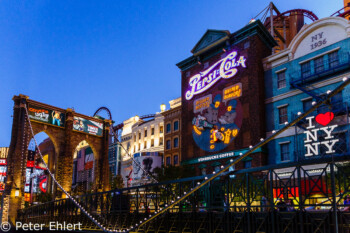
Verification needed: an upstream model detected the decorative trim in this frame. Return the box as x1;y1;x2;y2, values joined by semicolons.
277;104;289;108
278;141;291;145
275;68;287;73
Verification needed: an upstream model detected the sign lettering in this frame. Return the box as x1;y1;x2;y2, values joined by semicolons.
304;114;339;157
185;51;246;100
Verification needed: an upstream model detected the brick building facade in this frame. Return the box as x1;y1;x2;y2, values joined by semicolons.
162;98;181;166
177;21;276;175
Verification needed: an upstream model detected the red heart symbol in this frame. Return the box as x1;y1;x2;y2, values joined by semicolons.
315;112;334;126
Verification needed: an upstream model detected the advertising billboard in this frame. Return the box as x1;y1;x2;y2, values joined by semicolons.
73;117;103;136
28;104;65;127
132;155;162;180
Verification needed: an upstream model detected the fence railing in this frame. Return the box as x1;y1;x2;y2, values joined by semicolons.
17;156;350;233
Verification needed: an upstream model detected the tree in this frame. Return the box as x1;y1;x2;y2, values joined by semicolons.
111;175;124;190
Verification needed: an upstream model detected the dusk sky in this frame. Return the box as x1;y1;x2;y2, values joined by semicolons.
0;0;343;146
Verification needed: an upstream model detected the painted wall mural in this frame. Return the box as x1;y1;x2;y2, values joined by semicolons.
191;83;243;152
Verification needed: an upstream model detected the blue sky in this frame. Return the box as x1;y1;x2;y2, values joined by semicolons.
0;0;343;146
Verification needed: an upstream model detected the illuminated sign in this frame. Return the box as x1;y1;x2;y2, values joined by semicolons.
185;51;246;100
181;147;263;165
0;159;6;165
194;95;212;113
73;117;103;136
223;83;242;102
28;104;65;127
304;112;339;157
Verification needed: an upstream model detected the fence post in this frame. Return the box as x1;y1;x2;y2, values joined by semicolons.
330;162;339;233
246;172;251;233
269;169;275;233
297;165;304;233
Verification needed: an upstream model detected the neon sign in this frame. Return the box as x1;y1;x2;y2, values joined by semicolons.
304;112;339;157
185;51;246;100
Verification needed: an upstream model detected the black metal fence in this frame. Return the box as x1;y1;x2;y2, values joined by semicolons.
17;156;350;233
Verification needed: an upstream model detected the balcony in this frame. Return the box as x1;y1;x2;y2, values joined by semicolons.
290;53;350;87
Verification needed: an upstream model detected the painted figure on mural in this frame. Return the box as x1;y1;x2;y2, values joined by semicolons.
204;94;221;124
192;89;242;152
51;111;62;126
219;99;238;125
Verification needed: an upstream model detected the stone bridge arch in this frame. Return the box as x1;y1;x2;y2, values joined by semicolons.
6;94;111;224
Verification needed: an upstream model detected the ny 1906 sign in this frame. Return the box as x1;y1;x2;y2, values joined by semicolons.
304;112;339;157
185;51;246;100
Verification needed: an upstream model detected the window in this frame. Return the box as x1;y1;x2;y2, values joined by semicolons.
173;120;179;131
173;137;179;148
201;168;206;175
139;132;141;140
277;71;286;89
329;51;339;68
144;141;147;149
134;134;136;141
244;161;252;168
278;106;288;124
160;126;164;133
159;137;163;146
173;155;179;165
151;127;154;135
301;62;311;78
151;139;154;147
280;143;290;161
144;129;147;137
138;143;140;151
166;140;171;150
166;156;171;166
77;150;82;158
314;56;324;74
166;123;171;133
303;99;313;112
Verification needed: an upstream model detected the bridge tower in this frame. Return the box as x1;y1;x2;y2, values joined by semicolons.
6;94;111;224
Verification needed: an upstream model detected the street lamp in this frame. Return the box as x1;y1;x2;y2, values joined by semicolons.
160;104;166;112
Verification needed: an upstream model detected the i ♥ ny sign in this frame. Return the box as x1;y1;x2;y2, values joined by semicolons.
304;112;339;157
